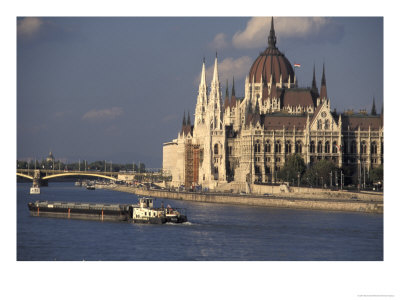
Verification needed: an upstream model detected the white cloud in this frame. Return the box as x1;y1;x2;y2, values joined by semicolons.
210;33;229;50
17;17;43;38
196;56;252;86
232;17;332;49
82;107;124;121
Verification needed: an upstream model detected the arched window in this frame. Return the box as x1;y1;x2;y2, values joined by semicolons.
295;141;302;153
254;140;261;153
310;141;315;153
265;140;271;153
317;119;322;130
325;141;330;153
317;141;323;153
275;141;281;153
285;141;291;153
332;141;338;153
361;141;367;154
371;141;377;154
324;119;330;130
350;141;357;154
214;144;219;155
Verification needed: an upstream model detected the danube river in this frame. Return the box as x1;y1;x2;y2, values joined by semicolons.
17;182;383;261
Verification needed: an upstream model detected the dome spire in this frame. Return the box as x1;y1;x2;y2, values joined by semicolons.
268;17;277;49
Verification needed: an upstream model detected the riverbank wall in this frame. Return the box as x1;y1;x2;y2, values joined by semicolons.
101;185;383;214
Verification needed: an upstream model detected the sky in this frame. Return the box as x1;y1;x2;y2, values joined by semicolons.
17;17;383;167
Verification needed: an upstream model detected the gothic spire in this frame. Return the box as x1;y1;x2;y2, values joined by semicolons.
187;111;191;126
212;54;219;83
200;58;206;88
224;80;230;109
231;77;235;96
181;111;186;135
230;77;237;108
268;17;277;49
321;63;326;86
320;64;327;100
371;97;377;115
312;64;317;90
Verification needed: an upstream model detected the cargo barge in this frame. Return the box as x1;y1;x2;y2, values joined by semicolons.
27;197;187;224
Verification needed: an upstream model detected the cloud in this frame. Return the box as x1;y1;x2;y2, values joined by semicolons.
209;33;229;50
161;114;178;123
196;56;252;86
232;17;343;49
82;107;124;121
17;17;43;38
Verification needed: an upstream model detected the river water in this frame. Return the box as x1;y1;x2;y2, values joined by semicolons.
17;182;383;261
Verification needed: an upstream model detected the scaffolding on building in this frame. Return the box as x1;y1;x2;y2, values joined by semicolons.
184;142;200;188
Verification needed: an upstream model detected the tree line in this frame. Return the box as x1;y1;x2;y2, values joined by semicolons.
276;154;383;189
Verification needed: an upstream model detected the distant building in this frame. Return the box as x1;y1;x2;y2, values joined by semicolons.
117;174;135;184
163;17;383;188
46;151;55;163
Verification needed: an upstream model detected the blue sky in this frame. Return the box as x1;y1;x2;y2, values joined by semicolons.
17;17;383;167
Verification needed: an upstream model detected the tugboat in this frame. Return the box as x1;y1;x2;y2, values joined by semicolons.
132;197;187;224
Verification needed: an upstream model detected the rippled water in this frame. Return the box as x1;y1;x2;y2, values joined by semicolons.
17;182;383;261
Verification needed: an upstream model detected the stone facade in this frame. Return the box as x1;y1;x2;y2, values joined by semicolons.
163;18;383;189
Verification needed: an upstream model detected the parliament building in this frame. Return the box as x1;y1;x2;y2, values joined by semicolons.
163;18;383;189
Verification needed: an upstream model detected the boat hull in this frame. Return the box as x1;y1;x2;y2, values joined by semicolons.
132;217;167;224
166;215;188;223
28;202;130;222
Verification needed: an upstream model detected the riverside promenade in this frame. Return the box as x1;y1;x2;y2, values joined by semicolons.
101;185;383;214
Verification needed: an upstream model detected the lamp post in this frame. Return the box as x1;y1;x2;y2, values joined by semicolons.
341;170;343;190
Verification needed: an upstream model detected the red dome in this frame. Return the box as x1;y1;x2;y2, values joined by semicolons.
249;47;294;84
248;17;294;84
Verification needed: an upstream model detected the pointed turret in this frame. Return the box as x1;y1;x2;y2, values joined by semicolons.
270;72;278;99
185;111;192;135
320;64;327;100
212;53;219;84
194;58;208;128
224;80;230;110
311;65;318;92
311;64;319;104
181;111;186;135
371;97;377;116
253;99;261;126
230;77;237;108
268;17;277;49
200;57;206;88
187;111;191;127
209;53;222;129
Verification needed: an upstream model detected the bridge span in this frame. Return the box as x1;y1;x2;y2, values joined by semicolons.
16;169;118;185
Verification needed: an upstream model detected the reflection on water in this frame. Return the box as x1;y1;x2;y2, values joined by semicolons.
17;182;383;261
